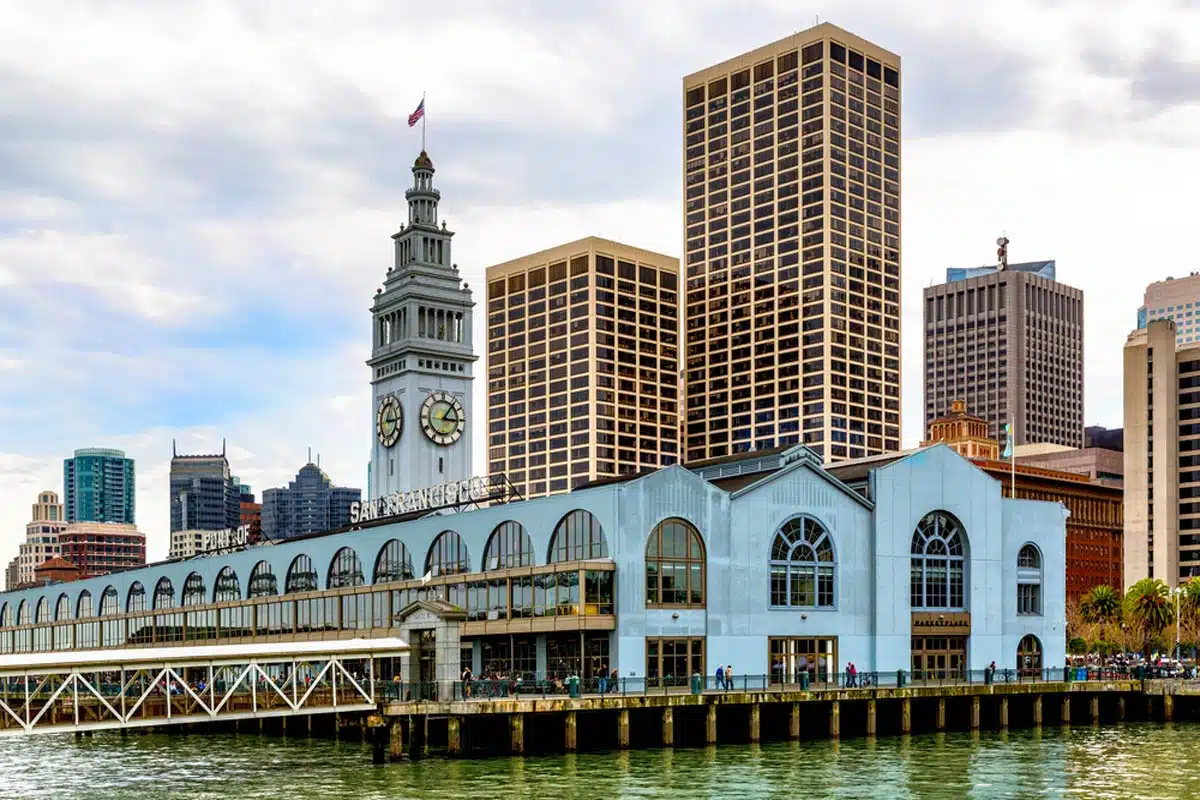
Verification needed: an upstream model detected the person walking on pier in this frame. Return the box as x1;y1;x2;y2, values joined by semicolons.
715;664;724;691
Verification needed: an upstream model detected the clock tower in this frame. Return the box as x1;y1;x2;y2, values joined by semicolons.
368;150;476;501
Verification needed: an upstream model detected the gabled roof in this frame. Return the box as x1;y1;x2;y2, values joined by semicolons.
727;446;874;509
394;598;466;623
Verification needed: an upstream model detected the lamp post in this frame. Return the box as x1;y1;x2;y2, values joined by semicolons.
1173;586;1183;661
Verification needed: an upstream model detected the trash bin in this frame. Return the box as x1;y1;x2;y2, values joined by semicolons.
984;668;993;686
1076;667;1087;682
568;676;580;698
897;669;907;689
691;674;702;695
799;671;810;690
1064;666;1073;683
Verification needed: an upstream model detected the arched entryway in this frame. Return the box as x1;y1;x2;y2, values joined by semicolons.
1018;634;1043;677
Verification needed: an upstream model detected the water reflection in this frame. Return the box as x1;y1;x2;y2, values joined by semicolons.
1;725;1200;799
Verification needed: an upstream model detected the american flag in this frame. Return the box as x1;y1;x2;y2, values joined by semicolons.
408;99;425;127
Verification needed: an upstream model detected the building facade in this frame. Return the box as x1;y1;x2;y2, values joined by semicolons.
63;448;135;525
235;479;262;542
1123;319;1200;586
261;462;361;541
1015;444;1124;488
368;151;476;502
923;259;1084;452
486;238;681;498
1138;272;1200;345
58;522;146;579
16;490;68;588
0;445;1065;686
169;443;240;533
682;22;902;463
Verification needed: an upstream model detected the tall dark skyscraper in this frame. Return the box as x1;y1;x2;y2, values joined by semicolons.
169;441;240;533
261;461;361;541
63;448;136;524
922;255;1084;451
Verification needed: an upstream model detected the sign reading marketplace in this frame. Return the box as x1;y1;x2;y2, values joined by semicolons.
349;475;511;525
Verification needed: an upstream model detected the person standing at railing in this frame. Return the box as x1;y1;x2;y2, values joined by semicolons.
461;666;473;699
597;664;608;694
725;664;734;691
715;664;724;692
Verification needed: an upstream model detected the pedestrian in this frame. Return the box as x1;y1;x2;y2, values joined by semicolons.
715;663;724;691
598;663;608;694
461;665;473;699
725;664;734;691
847;662;858;688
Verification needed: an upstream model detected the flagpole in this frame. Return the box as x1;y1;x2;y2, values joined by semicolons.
421;91;426;152
1010;417;1015;497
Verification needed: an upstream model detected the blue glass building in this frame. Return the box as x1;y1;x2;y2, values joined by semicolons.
261;462;361;541
63;448;136;525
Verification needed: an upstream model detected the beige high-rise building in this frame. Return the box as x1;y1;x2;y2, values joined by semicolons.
1124;318;1200;587
16;490;67;588
486;237;680;499
1139;272;1200;346
682;23;901;463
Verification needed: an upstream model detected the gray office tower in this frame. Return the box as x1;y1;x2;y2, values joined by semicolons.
261;462;361;541
169;441;241;533
922;252;1084;452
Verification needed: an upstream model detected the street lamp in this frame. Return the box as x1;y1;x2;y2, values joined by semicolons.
1172;586;1184;661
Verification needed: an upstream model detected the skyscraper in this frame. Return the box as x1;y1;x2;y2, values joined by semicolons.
922;256;1084;451
16;490;67;587
261;462;361;541
169;441;240;533
1138;272;1200;346
63;448;135;524
682;23;902;463
486;237;681;498
368;151;476;501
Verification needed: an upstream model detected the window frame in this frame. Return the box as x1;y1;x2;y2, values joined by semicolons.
645;518;706;609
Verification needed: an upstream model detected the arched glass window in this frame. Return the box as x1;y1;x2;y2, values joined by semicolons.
286;554;318;593
0;604;8;627
484;521;533;571
1017;543;1043;616
55;593;71;621
214;567;241;602
99;588;118;616
645;518;706;608
769;516;836;608
374;540;415;584
77;590;94;619
248;561;278;597
182;573;206;605
127;582;146;613
911;511;967;610
425;531;470;577
153;578;176;609
1018;634;1043;676
36;597;51;623
328;547;364;589
17;600;30;625
548;510;608;562
99;587;121;649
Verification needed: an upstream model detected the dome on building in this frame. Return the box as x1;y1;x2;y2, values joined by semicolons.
413;150;434;170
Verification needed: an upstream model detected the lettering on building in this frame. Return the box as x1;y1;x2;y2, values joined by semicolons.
349;476;507;525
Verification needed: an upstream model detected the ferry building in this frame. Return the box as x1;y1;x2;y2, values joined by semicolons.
0;152;1066;686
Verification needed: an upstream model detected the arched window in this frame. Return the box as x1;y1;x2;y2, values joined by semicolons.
910;511;967;610
1018;634;1043;676
425;531;470;577
285;554;318;593
1017;543;1043;616
328;547;364;589
36;597;51;623
769;516;836;608
645;518;706;608
55;593;71;621
0;604;8;627
214;567;241;603
127;582;146;613
77;590;94;619
182;573;206;605
248;561;278;597
100;587;118;616
374;540;414;584
99;587;121;649
153;578;176;609
17;600;30;625
484;521;533;571
548;510;608;562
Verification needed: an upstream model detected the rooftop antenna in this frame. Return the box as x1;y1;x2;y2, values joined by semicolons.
996;233;1010;271
308;446;312;464
172;439;177;458
222;438;227;457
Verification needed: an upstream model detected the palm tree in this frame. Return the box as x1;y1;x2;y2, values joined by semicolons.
1125;578;1175;660
1176;579;1200;656
1082;585;1122;625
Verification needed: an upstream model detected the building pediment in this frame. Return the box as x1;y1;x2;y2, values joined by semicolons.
393;598;467;626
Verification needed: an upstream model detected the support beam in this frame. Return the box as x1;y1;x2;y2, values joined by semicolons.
971;696;980;730
1164;694;1174;722
619;709;631;749
706;704;717;745
565;711;577;752
789;702;800;740
866;699;877;736
1118;696;1126;722
902;698;912;734
1033;696;1043;727
510;713;525;755
389;719;404;761
1061;696;1071;725
447;716;462;756
749;704;761;743
1000;697;1009;729
661;708;673;748
935;698;945;731
1090;696;1100;725
830;700;841;738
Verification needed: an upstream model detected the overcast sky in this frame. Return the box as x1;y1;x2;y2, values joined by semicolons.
1;0;1198;563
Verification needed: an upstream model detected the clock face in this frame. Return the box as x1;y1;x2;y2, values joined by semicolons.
420;390;466;446
376;396;402;448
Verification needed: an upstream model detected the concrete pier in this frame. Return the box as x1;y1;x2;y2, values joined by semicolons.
510;713;524;755
662;708;674;747
790;702;800;739
619;709;631;749
1000;697;1009;729
448;716;462;755
936;698;945;731
1061;696;1071;725
705;704;717;744
866;699;877;736
565;711;577;751
830;700;840;738
749;704;761;742
971;696;980;730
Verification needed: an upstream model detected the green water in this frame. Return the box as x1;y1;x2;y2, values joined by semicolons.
0;724;1195;799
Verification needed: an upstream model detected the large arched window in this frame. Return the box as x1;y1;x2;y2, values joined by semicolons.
483;521;533;571
548;510;608;562
54;593;72;621
36;597;51;623
99;587;118;616
645;518;706;608
248;561;278;597
127;582;146;613
76;590;97;649
214;567;241;603
1018;634;1043;676
374;540;414;584
769;516;836;608
182;573;206;605
153;578;176;609
99;587;121;649
911;511;967;610
0;604;9;627
425;531;470;577
1017;543;1043;616
17;600;30;625
285;554;318;593
77;590;94;619
328;547;364;589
